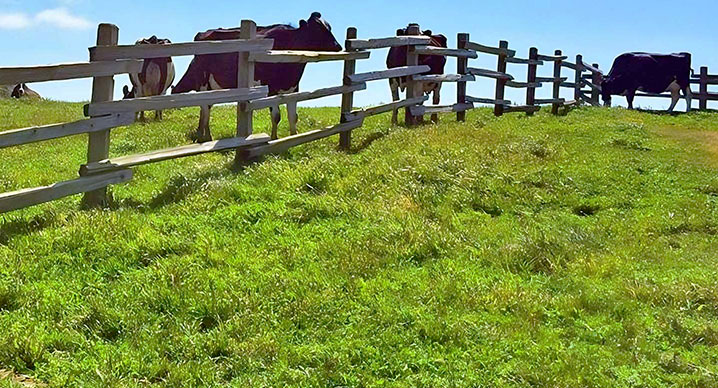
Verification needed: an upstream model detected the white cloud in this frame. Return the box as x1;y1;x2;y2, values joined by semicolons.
0;7;91;30
0;12;31;29
35;8;91;29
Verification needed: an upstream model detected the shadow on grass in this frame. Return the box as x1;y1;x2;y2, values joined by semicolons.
350;130;388;154
0;212;58;245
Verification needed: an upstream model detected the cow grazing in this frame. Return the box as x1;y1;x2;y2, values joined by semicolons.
123;36;175;121
11;83;41;99
602;52;692;112
386;25;447;124
173;12;342;142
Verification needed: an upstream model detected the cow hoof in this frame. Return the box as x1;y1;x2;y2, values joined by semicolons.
188;130;211;143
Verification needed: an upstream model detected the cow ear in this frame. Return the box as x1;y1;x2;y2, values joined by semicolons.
300;19;307;28
396;29;405;36
311;12;321;19
423;30;432;36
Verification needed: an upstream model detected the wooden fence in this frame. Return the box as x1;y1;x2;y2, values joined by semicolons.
0;20;714;214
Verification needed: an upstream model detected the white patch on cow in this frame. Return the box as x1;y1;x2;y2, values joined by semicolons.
208;74;221;91
164;62;176;94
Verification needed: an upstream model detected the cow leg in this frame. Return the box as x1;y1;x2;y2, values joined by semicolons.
287;101;298;136
139;111;146;122
197;105;212;142
390;78;400;126
270;105;281;140
667;81;681;113
626;91;635;110
431;84;441;123
155;110;162;121
683;86;693;113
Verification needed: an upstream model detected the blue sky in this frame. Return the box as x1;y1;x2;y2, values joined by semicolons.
1;0;716;110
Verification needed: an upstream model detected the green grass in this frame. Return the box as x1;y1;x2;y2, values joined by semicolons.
0;98;717;387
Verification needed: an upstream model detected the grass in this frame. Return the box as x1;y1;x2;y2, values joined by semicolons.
0;98;717;387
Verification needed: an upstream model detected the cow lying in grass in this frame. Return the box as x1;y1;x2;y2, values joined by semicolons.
11;83;41;99
173;12;342;142
123;36;175;121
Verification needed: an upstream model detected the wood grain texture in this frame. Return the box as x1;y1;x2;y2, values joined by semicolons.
466;96;511;105
344;96;429;122
249;50;370;63
90;39;273;61
464;42;516;57
346;36;430;50
467;67;514;80
0;114;134;149
0;60;142;84
347;65;430;84
248;84;365;111
413;74;475;83
414;46;478;58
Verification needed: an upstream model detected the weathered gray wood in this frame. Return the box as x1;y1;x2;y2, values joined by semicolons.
90;39;273;61
467;67;514;80
241;120;363;159
80;133;270;176
413;74;475;83
465;96;511;105
536;98;565;104
562;61;578;70
0;60;142;85
411;103;474;116
583;80;601;92
525;47;539;116
504;105;541;114
249;50;370;63
237;20;256;140
537;53;568;61
506;81;542;88
457;33;470;122
506;57;544;66
347;65;430;84
414;46;478;58
464;42;516;57
574;55;584;104
344;96;429;122
551;50;563;115
86;86;268;116
405;24;422;126
494;41;510;117
0;170;133;214
560;82;577;88
0;114;134;149
248;84;366;111
582;62;603;75
340;27;359;151
700;66;708;110
346;36;430;50
590;63;602;106
84;23;119;208
536;76;567;83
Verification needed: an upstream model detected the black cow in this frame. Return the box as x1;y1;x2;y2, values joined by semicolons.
602;52;692;112
11;83;41;99
123;36;175;121
386;24;447;124
173;12;342;142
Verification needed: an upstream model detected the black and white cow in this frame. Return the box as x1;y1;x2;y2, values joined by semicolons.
602;52;692;112
123;36;175;121
386;24;447;124
11;83;41;99
173;12;342;142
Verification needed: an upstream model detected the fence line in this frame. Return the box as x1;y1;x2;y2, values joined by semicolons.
0;20;716;214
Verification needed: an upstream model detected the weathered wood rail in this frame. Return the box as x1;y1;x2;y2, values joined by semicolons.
1;20;715;214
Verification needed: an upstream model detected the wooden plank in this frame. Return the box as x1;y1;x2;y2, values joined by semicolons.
346;65;430;84
0;114;134;149
536;98;565;104
90;39;273;61
414;46;478;59
346;36;430;50
700;66;709;110
86;86;268;116
504;105;541;113
525;47;539;116
344;96;429;121
0;60;142;85
339;27;359;151
249;50;370;63
551;49;564;115
237;20;256;139
0;170;133;214
537;53;568;61
562;61;578;70
413;74;475;83
506;81;542;88
465;96;511;105
457;33;470;122
405;24;422;126
411;103;474;116
84;23;118;208
590;63;602;105
561;82;577;88
574;55;584;103
240;120;363;160
464;42;516;57
536;76;567;83
506;57;544;65
467;67;514;80
583;80;601;92
80;133;270;176
248;84;366;111
582;62;603;75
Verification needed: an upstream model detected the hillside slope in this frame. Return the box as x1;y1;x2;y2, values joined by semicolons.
0;100;717;387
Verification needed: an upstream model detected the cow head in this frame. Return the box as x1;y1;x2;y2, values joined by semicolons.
298;12;342;52
11;83;26;98
600;78;613;106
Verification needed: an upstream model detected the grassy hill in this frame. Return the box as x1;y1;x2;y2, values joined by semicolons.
0;99;717;387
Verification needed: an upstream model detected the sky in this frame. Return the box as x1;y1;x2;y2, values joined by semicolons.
1;0;717;110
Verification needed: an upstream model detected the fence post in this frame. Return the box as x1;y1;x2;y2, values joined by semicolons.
574;54;584;104
591;63;601;106
551;50;563;115
339;27;358;151
234;20;256;165
405;24;422;126
82;23;119;208
494;40;509;117
457;33;470;122
699;66;708;111
526;47;538;116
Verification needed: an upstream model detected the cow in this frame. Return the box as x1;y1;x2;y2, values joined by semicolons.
601;52;692;112
173;12;342;142
386;24;447;124
11;83;41;99
123;36;175;121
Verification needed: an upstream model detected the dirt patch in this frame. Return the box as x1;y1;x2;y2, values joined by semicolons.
654;126;718;167
0;369;46;387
